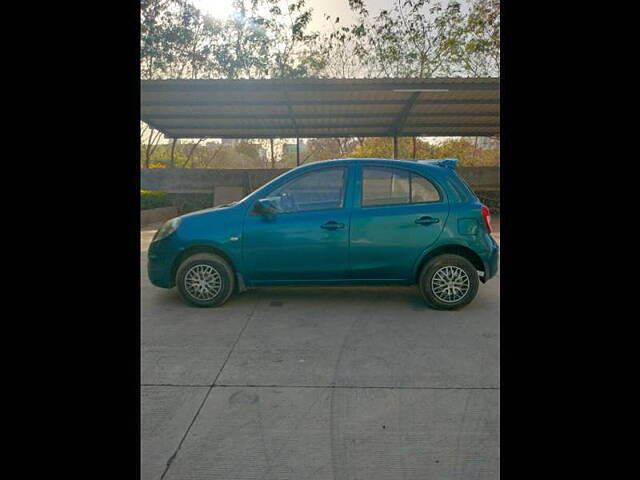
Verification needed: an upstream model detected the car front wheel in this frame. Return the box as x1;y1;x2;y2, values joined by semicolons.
176;253;235;307
419;254;479;310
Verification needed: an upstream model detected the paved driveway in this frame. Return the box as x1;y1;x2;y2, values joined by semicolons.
141;226;500;480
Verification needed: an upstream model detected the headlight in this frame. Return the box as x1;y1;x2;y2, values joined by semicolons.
152;217;181;242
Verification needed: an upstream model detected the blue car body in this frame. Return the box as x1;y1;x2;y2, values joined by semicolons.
148;158;499;291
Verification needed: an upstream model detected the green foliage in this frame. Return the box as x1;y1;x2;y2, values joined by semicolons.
139;134;499;169
460;0;500;76
430;138;500;166
349;137;499;166
349;137;407;159
321;0;499;78
141;190;172;210
141;140;271;169
274;136;499;167
141;0;322;79
141;0;500;80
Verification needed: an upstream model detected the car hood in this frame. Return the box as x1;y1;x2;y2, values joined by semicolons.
179;202;243;220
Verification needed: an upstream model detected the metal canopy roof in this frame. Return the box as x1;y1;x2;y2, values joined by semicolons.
141;78;499;139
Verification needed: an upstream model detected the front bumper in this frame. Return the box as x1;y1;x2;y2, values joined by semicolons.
147;237;179;288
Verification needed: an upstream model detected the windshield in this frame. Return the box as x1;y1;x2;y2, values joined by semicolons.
235;169;299;205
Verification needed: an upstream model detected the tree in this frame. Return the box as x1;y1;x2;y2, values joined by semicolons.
141;0;500;80
458;0;500;76
349;136;499;166
305;137;359;161
314;15;363;78
141;0;188;79
180;138;205;167
334;0;468;78
350;137;434;159
260;0;320;78
141;122;164;167
206;1;271;79
141;0;170;79
319;0;500;78
428;137;499;166
141;0;325;80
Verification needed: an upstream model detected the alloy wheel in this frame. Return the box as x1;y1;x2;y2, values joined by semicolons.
430;265;470;303
183;264;222;301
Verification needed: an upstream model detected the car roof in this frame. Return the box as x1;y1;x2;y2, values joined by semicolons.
296;157;453;175
241;157;459;205
303;157;418;166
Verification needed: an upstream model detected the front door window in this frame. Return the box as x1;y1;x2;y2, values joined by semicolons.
266;167;346;213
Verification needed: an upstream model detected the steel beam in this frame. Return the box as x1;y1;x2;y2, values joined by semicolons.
142;80;499;93
142;99;499;107
390;92;421;135
143;111;499;121
282;89;299;138
160;131;499;139
153;122;499;133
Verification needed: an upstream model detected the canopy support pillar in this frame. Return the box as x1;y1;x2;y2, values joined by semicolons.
270;138;275;168
170;138;177;167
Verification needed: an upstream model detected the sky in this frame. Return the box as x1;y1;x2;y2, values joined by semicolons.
189;1;381;30
190;0;469;33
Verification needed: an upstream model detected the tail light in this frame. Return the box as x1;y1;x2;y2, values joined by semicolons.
481;205;492;233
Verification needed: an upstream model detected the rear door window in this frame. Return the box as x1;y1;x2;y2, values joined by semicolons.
362;167;410;206
362;167;441;207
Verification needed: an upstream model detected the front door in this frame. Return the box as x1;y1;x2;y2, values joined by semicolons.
349;165;449;281
243;166;351;283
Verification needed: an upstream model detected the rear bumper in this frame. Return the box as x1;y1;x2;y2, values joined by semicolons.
482;235;499;282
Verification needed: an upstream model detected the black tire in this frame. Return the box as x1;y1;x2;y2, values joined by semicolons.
419;254;479;310
175;253;235;307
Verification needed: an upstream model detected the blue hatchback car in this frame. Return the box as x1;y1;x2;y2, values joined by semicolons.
148;158;498;310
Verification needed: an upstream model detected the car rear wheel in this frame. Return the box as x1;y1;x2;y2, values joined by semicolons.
176;253;235;307
419;254;479;310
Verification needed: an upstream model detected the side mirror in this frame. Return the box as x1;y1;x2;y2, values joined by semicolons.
253;198;278;215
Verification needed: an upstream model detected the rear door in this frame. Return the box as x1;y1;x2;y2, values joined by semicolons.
349;165;449;281
242;165;352;283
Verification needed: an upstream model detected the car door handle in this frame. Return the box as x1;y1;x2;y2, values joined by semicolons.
415;216;440;225
321;221;345;230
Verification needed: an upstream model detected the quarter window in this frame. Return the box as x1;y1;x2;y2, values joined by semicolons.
266;167;346;213
362;167;440;207
411;173;441;203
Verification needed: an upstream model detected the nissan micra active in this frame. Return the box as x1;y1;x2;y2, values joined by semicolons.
148;158;499;310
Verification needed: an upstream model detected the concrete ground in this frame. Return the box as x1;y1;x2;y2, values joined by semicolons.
141;219;500;480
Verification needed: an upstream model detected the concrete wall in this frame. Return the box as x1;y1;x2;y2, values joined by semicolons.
141;169;289;213
457;167;500;191
141;206;178;227
141;168;289;195
141;166;499;213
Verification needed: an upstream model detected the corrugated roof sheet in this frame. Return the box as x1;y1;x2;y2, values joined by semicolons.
141;78;499;139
